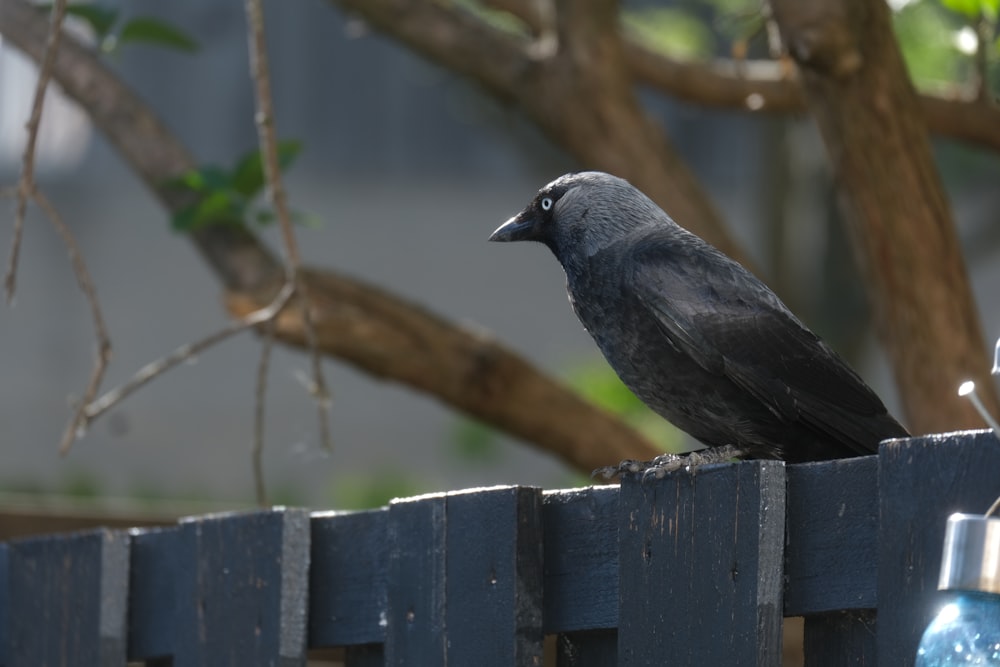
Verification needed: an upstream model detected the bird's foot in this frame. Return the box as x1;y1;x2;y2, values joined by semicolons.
592;445;747;482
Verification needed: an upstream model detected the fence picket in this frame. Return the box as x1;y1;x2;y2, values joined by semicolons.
618;460;786;666
2;433;999;665
4;528;128;666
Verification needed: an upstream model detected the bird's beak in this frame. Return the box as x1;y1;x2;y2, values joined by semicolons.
489;208;540;243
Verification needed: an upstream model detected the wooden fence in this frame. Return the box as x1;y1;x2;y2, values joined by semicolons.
0;431;998;666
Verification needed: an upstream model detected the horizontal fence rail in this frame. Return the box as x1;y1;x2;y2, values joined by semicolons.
1;431;998;665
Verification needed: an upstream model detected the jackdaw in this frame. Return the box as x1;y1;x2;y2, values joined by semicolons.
489;172;907;474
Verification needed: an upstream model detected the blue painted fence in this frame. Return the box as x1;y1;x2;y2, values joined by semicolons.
1;431;997;666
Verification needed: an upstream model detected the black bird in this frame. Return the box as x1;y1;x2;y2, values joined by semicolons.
489;172;907;473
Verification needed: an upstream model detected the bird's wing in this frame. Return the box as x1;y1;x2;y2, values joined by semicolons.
626;238;898;452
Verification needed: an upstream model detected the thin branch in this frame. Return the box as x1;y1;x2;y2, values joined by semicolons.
80;282;295;429
253;320;275;508
245;0;332;450
6;0;67;303
28;190;114;456
0;0;672;472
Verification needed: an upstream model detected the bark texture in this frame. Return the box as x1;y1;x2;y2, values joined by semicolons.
770;0;999;431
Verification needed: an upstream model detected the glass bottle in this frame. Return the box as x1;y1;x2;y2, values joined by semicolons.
916;513;1000;666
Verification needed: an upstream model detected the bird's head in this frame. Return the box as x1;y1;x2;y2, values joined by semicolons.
489;172;669;262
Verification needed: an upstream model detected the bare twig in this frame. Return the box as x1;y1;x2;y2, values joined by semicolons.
253;320;275;507
28;190;114;456
6;0;68;303
245;0;332;450
1;0;112;456
80;282;295;429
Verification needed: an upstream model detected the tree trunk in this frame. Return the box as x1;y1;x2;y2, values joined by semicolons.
770;0;1000;432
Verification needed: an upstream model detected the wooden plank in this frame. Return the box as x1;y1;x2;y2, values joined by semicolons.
5;528;129;666
444;486;544;665
127;527;180;662
878;430;1000;666
172;508;311;666
617;460;786;666
784;456;878;615
543;486;619;633
556;630;618;667
385;491;447;665
384;486;545;666
309;508;388;648
803;610;875;666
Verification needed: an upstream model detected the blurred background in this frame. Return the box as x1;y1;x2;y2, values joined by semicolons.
0;0;997;517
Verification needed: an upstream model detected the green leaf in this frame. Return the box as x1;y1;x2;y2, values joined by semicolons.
168;166;232;194
171;191;245;230
38;3;119;40
231;140;303;198
939;0;987;19
117;17;198;53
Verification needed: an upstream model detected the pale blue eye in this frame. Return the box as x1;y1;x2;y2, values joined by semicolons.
540;197;553;211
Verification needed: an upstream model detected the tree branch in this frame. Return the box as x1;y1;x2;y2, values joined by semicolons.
770;0;1000;432
244;0;332;451
0;0;661;472
491;0;1000;152
333;0;749;268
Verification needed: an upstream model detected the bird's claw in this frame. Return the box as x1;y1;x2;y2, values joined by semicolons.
591;446;748;482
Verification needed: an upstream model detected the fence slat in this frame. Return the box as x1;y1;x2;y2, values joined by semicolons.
310;508;388;648
446;486;544;664
543;486;619;633
385;492;447;665
617;460;786;666
4;528;129;667
171;508;311;666
128;527;179;661
877;430;1000;666
385;486;545;666
785;456;878;615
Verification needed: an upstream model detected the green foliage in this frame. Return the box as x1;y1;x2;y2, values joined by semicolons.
59;469;103;499
891;0;1000;95
894;1;976;87
169;141;307;231
622;7;714;59
450;418;503;462
39;3;198;55
566;359;682;453
116;16;198;53
939;0;999;21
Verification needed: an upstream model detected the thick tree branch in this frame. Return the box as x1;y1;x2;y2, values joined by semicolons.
770;0;1000;432
333;0;749;267
0;0;661;472
490;0;1000;151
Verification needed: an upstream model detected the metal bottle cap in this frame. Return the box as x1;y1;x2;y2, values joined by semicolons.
938;513;1000;594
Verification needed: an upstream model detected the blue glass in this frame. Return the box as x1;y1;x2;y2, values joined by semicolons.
916;592;1000;666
